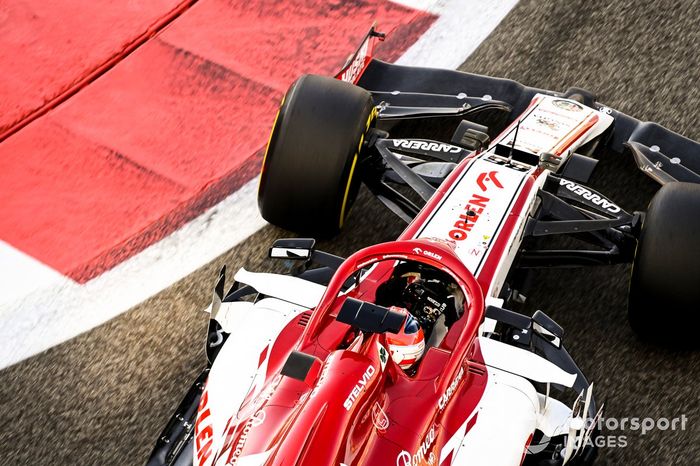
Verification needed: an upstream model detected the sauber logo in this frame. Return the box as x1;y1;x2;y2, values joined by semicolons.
476;170;503;191
343;365;376;411
371;401;390;432
393;139;461;154
449;171;503;241
396;425;438;466
559;178;621;214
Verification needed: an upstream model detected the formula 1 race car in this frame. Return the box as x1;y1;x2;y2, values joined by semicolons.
147;27;700;466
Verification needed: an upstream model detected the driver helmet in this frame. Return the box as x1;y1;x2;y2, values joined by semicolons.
385;306;425;370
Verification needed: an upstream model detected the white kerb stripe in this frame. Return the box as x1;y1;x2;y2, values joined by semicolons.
0;240;65;303
0;179;265;369
393;0;519;70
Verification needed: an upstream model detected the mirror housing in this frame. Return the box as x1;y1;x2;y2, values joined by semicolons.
538;152;562;171
269;238;316;260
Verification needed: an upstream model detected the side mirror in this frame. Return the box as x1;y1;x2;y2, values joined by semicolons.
269;238;316;260
538;152;562;172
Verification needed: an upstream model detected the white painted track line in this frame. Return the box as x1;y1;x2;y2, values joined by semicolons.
0;179;265;368
0;1;519;369
394;0;519;69
0;240;66;303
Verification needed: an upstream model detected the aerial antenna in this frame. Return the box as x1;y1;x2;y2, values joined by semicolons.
508;118;522;163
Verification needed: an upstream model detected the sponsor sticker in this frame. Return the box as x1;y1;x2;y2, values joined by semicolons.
448;193;490;242
340;37;370;83
501;95;595;155
194;388;214;466
438;366;465;411
559;178;621;214
412;247;443;261
396;425;438;466
377;342;389;371
552;99;584;112
476;171;503;192
343;365;376;411
372;401;390;432
417;158;528;274
226;416;255;465
393;139;461;154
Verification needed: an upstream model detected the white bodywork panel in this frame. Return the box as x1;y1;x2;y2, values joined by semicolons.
494;94;614;162
415;157;533;275
446;367;539;465
483;165;547;299
234;268;326;308
445;366;576;465
202;296;308;466
479;337;576;387
408;96;613;301
537;394;575;438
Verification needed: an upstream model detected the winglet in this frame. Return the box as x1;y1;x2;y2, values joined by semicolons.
211;265;226;318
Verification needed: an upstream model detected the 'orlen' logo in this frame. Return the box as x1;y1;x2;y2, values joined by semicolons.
343;365;376;411
476;170;503;191
448;193;489;241
412;247;443;261
449;171;504;241
194;388;214;466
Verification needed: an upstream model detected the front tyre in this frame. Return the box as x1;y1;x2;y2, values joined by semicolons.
628;182;700;345
258;74;375;237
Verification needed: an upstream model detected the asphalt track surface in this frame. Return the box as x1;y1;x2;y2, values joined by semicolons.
1;0;699;464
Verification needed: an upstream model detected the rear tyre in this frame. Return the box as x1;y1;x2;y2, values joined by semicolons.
628;182;700;345
258;74;375;237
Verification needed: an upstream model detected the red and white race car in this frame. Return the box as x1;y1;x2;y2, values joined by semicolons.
147;28;700;466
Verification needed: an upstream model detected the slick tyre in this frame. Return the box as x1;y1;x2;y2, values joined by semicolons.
258;74;375;237
628;182;700;345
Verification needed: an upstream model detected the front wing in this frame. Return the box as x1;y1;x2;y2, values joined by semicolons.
358;59;700;185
